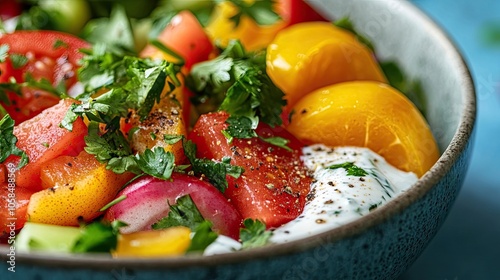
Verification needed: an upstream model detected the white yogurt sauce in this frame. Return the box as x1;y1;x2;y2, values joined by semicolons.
203;144;418;254
269;144;418;243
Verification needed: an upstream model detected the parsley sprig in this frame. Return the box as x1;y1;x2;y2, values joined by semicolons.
71;220;127;253
187;39;286;141
184;140;244;193
240;219;272;249
60;44;183;179
152;195;218;252
0;114;28;168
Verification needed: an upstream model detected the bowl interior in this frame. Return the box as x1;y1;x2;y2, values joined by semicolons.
1;0;476;276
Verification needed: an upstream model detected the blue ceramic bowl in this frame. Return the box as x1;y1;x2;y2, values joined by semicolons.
0;0;475;279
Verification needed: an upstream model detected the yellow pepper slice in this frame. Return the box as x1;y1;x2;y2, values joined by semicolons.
113;227;192;257
266;22;387;111
287;81;439;177
205;1;287;52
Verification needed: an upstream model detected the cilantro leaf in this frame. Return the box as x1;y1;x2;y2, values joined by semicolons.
223;115;258;142
225;0;281;27
163;134;184;145
69;46;181;127
187;220;218;253
187;39;286;140
183;140;244;192
240;219;272;249
84;121;132;163
71;220;127;253
259;136;292;152
135;147;175;180
10;54;28;69
0;114;28;168
152;195;205;231
327;162;368;177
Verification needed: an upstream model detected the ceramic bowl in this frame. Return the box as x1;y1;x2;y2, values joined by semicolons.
0;0;476;279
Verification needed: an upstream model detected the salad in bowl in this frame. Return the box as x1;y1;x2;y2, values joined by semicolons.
0;0;449;269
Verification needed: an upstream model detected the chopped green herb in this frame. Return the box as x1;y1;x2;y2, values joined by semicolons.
71;220;127;253
369;204;379;211
99;195;127;212
0;114;29;168
259;136;292;152
163;134;184;145
240;219;272;249
187;39;286;140
223;115;258;142
53;39;69;49
184;140;244;192
152;195;205;231
135;146;175;180
10;54;29;69
187;220;218;253
150;132;157;140
327;162;368;177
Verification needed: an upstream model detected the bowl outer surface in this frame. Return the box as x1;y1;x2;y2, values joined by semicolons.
0;0;476;279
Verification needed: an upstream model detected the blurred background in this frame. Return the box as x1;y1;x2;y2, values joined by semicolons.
401;0;500;279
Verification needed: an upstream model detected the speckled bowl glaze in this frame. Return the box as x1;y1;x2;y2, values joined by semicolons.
0;0;475;279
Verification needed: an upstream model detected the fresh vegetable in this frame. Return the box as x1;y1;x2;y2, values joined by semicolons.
187;39;285;137
27;150;134;226
103;173;243;240
0;31;90;123
0;184;33;235
140;10;214;71
113;226;192;257
139;10;213;126
204;0;328;52
188;111;312;228
15;222;83;253
3;99;87;192
0;0;439;256
16;220;125;253
266;22;387;113
286;81;439;177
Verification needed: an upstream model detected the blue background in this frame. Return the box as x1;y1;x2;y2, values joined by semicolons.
401;0;500;279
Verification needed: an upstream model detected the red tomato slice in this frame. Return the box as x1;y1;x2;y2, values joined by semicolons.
140;10;213;71
104;173;243;240
277;0;329;25
4;99;87;192
0;31;90;123
188;112;312;228
0;183;33;238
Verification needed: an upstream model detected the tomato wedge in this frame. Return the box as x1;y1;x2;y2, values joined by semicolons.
0;31;90;123
188;112;312;228
0;183;33;237
3;99;87;192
